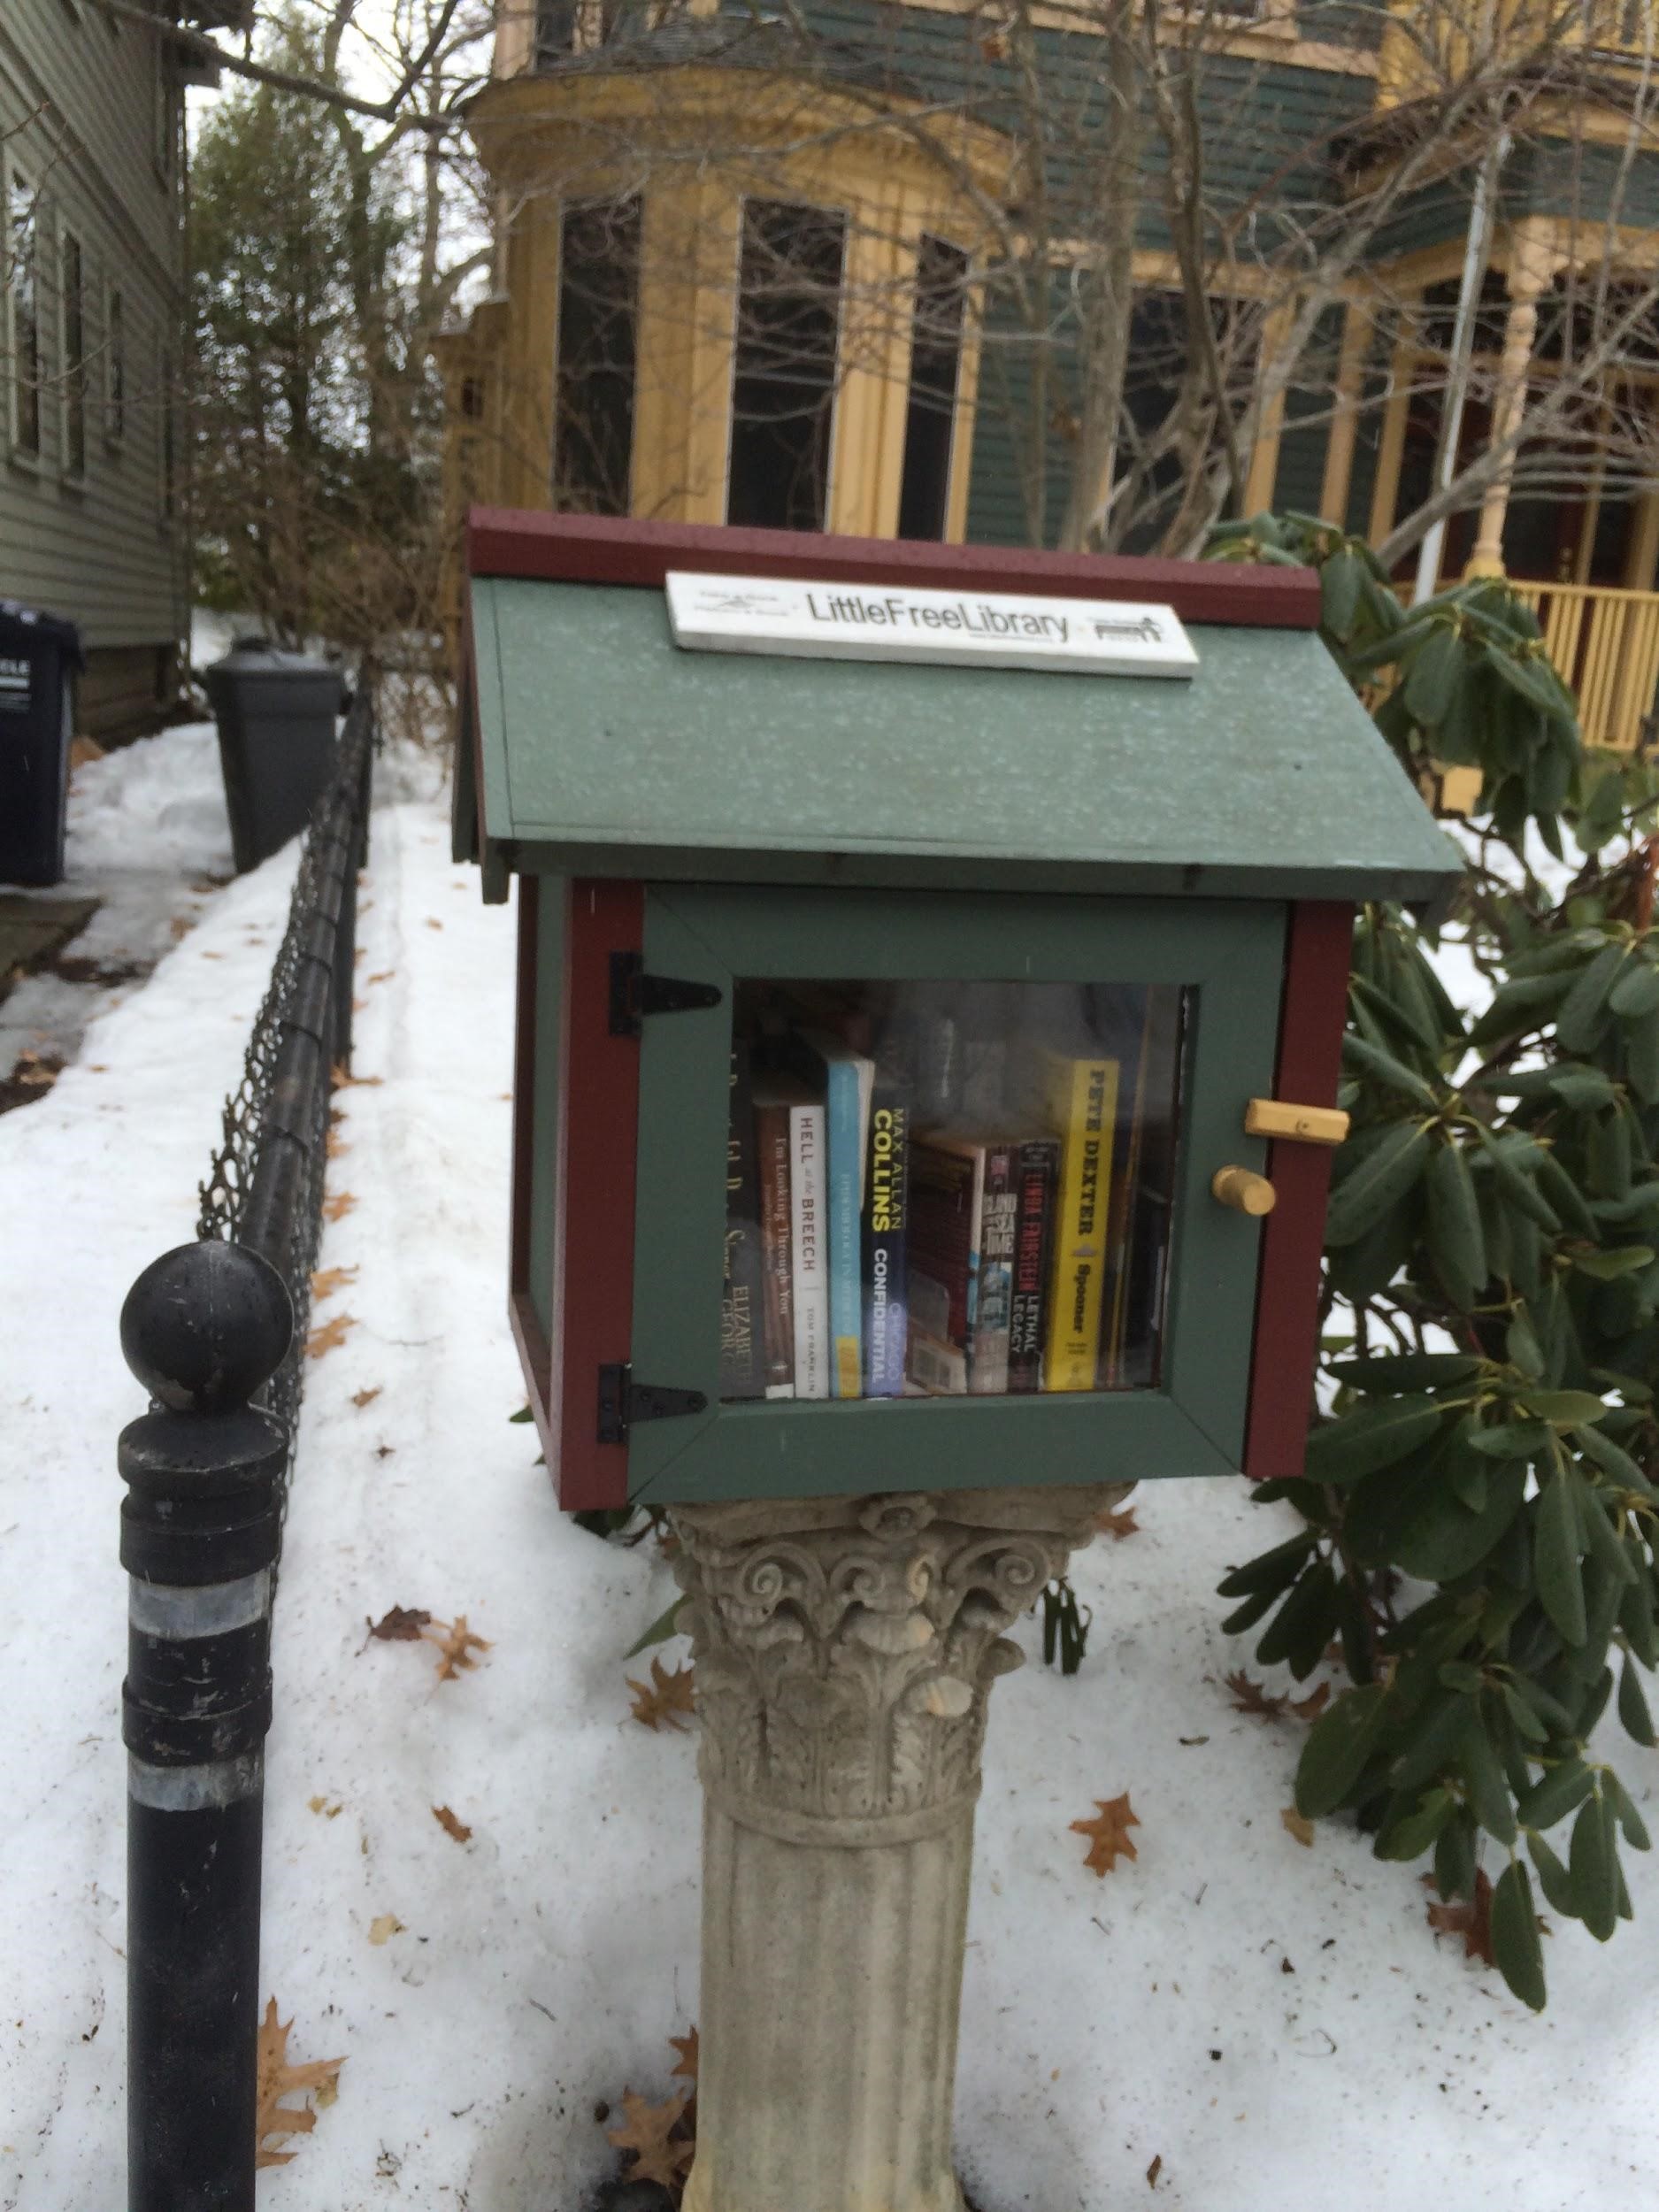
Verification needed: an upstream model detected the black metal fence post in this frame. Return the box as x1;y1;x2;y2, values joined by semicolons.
119;1240;293;2212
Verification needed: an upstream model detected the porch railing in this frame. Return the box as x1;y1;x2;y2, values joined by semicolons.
1511;580;1659;757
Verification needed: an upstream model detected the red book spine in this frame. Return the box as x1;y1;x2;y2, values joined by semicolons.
1007;1138;1058;1394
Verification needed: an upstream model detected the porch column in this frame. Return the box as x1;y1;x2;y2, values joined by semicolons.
1464;225;1563;580
671;1484;1118;2212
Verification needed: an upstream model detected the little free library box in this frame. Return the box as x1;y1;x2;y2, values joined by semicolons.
455;510;1462;1512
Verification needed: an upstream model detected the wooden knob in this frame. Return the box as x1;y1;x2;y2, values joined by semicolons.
1211;1165;1276;1216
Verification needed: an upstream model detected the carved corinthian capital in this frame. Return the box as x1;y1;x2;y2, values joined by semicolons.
671;1486;1120;1847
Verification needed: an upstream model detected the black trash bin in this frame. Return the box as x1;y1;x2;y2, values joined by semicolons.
0;600;82;888
204;637;347;874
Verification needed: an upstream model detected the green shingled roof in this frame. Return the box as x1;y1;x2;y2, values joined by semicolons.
458;573;1463;908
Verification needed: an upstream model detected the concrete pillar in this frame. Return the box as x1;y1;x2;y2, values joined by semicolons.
670;1485;1118;2212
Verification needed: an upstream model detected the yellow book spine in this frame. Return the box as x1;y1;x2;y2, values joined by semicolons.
1041;1056;1119;1392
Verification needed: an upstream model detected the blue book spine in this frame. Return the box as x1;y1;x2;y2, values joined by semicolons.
862;1093;910;1398
826;1061;864;1399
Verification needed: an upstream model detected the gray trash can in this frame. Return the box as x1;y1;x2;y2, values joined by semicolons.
204;637;347;874
0;598;82;887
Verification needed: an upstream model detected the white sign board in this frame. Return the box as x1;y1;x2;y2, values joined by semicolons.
664;571;1199;679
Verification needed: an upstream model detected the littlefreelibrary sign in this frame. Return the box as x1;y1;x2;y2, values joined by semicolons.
665;571;1200;680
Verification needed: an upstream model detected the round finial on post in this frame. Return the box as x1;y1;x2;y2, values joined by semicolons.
120;1240;293;1413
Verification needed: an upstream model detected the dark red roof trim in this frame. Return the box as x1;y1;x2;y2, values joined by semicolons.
465;506;1320;630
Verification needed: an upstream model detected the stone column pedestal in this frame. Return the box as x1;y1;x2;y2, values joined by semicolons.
671;1486;1118;2212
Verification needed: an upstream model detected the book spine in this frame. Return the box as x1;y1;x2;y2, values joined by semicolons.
970;1143;1018;1395
825;1061;864;1398
1007;1139;1057;1394
719;1045;766;1400
861;1091;910;1397
1041;1059;1119;1393
790;1102;830;1401
756;1103;795;1397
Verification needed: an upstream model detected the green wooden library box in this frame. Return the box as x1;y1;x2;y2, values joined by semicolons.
455;509;1462;1510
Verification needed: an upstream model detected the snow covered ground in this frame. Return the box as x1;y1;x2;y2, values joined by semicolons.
4;727;1657;2212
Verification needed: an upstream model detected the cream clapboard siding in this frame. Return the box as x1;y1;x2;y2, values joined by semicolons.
0;0;188;695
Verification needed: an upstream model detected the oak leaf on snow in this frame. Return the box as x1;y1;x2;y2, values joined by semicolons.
607;2087;694;2194
627;1656;697;1732
255;1999;343;2169
1071;1792;1140;1875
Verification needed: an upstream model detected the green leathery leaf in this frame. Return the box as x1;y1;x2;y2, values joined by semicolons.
1528;1830;1578;1918
1550;1064;1620;1112
1403;619;1463;727
623;1594;688;1659
1588;1104;1633;1201
1570;1791;1620;1940
1220;1585;1280;1637
1321;546;1364;638
1434;1809;1480;1902
1517;1757;1594;1832
1571;1246;1655;1281
1485;1147;1562;1233
1389;1690;1476;1793
1609;959;1659;1018
1351;970;1441;1056
1617;1654;1656;1747
1458;1720;1518;1843
1215;1530;1319;1600
1502;1683;1548;1743
1535;1471;1588;1646
1578;1421;1650;1489
1326;1196;1417;1302
1490;1861;1547;2012
1255;1560;1338;1679
1577;1485;1639;1586
1508;930;1609;978
1534;1149;1599;1239
1604;1763;1651;1848
1327;1352;1481;1392
1450;1455;1488;1510
1304;1395;1445;1485
1323;1121;1432;1248
1618;1570;1659;1669
1506;1310;1546;1376
1525;1389;1608;1428
1374;1786;1455;1861
1341;1029;1440;1109
1625;1009;1659;1104
1468;1418;1554;1462
1426;1137;1487;1306
1294;1684;1388;1817
1351;1455;1528;1581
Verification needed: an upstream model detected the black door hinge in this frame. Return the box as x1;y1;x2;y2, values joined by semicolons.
609;950;723;1038
597;1362;710;1446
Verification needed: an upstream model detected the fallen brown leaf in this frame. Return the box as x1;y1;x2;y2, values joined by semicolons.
366;1604;433;1642
1147;2154;1164;2189
330;1065;382;1088
351;1385;382;1409
425;918;443;931
306;1795;342;1818
425;1614;492;1682
607;2087;693;2193
1071;1792;1140;1876
669;2027;699;2084
1097;1505;1141;1542
1224;1670;1286;1717
306;1312;357;1359
1290;1683;1332;1722
326;1126;349;1159
626;1656;697;1732
367;1914;403;1946
311;1264;358;1302
432;1805;472;1844
1424;1868;1496;1966
1280;1806;1315;1848
255;1999;343;2169
321;1190;357;1221
367;970;394;984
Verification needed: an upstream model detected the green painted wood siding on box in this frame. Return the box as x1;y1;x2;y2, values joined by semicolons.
470;576;1463;904
625;884;1286;1502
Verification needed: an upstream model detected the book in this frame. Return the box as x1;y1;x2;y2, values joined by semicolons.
719;1042;766;1400
861;1080;910;1397
753;1093;796;1398
1037;1052;1120;1393
972;1141;1018;1395
1099;985;1183;1390
789;1096;831;1400
907;1136;980;1396
782;1030;875;1399
1007;1137;1059;1394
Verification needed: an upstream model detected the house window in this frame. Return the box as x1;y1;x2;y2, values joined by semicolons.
897;236;969;541
6;171;42;458
727;199;846;534
60;228;87;479
553;196;640;517
106;283;126;442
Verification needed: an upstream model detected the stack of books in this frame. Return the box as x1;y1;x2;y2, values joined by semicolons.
719;990;1179;1402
